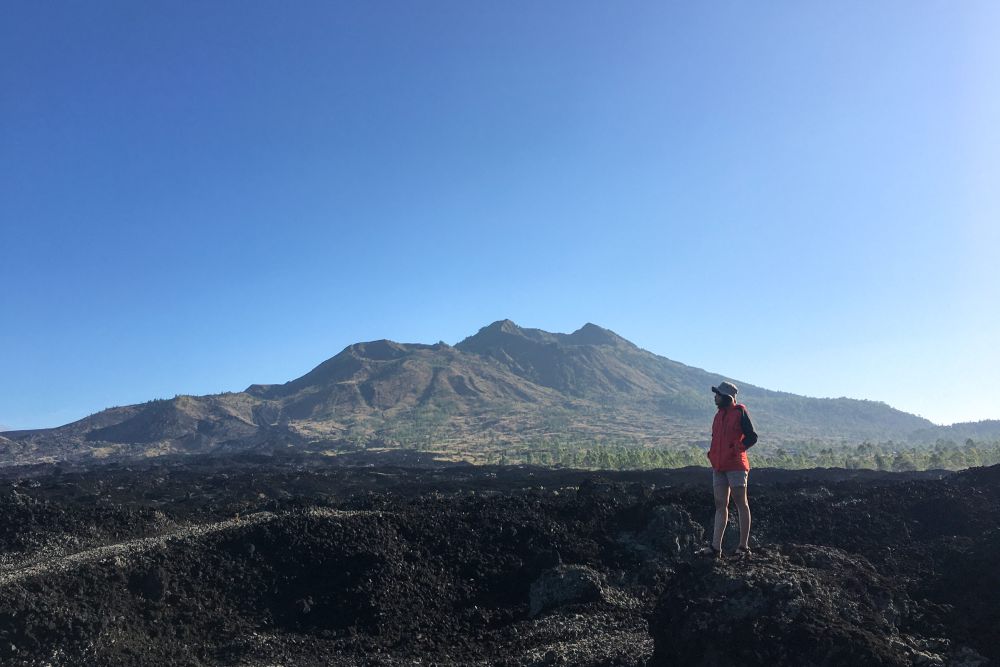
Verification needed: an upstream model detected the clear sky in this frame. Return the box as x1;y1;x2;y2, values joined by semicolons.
2;1;999;430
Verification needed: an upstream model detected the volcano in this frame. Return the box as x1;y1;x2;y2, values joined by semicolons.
4;320;994;466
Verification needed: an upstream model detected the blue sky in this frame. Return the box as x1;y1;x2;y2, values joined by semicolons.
2;1;998;430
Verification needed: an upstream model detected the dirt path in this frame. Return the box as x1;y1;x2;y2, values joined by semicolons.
0;507;382;587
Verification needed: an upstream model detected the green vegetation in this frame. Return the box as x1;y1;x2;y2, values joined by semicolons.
482;443;709;468
749;438;1000;471
476;438;1000;471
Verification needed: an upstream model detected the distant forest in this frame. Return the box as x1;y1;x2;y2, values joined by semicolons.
479;438;1000;472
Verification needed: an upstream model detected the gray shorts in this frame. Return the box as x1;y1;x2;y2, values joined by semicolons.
713;470;748;488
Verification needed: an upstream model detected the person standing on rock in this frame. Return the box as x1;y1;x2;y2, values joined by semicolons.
702;381;758;558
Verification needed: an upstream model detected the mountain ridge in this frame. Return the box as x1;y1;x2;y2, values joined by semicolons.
2;320;996;466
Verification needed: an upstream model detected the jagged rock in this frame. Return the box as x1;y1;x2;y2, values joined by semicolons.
1;461;998;666
529;565;605;617
127;566;169;602
641;504;704;555
577;478;628;504
931;527;1000;661
650;543;942;666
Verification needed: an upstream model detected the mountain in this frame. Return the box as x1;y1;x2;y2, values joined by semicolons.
3;320;995;465
0;435;18;458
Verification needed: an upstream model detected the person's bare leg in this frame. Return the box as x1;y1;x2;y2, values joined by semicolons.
731;484;751;549
712;483;730;551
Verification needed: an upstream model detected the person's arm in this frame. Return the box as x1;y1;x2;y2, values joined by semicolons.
740;407;758;449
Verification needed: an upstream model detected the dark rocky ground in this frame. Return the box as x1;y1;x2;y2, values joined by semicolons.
0;453;997;666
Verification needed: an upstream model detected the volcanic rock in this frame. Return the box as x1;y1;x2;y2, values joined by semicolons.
529;564;605;617
650;543;958;666
0;460;998;665
640;504;705;556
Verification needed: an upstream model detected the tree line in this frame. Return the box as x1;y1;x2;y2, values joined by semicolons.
480;438;1000;471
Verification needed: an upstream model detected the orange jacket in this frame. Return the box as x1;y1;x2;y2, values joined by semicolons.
708;403;756;472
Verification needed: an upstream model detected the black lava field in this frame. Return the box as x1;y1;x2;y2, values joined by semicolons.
1;454;998;666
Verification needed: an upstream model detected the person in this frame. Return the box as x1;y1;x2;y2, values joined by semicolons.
702;381;757;559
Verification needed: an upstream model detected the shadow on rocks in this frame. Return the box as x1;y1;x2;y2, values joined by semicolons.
649;543;989;667
529;564;606;617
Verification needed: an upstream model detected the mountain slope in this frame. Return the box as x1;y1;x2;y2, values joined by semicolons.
4;320;990;465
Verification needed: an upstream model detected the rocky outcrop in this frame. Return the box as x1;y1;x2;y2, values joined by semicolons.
650;543;987;666
530;564;605;617
1;462;999;666
640;504;705;556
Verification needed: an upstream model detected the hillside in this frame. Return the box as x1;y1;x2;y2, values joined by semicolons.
2;320;996;466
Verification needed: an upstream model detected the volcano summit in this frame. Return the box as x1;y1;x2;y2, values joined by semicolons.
5;320;995;467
